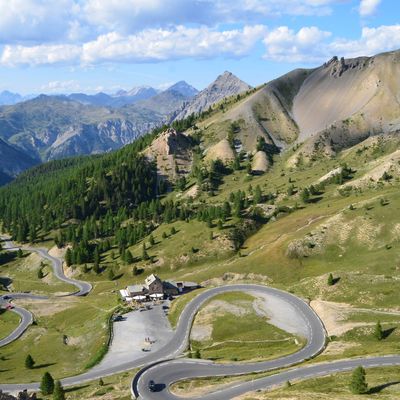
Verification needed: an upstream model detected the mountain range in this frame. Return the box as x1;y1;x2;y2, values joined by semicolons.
2;49;400;185
0;75;246;183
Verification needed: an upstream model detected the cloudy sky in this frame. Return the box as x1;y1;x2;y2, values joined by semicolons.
0;0;398;94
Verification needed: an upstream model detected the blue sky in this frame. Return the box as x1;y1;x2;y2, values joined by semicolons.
0;0;398;94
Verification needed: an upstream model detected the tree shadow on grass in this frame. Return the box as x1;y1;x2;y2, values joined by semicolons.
332;277;341;285
368;381;400;394
65;384;90;393
33;362;56;369
383;327;396;339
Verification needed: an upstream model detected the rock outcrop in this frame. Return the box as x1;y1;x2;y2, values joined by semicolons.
143;128;193;181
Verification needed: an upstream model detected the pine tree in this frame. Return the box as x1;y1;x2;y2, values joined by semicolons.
37;267;44;279
108;268;115;281
149;234;155;246
374;321;384;341
349;366;368;394
53;380;65;400
253;185;262;204
17;249;23;258
301;188;310;203
25;354;35;369
40;372;55;395
142;243;149;261
65;248;73;267
170;226;176;235
99;378;104;386
125;250;133;264
327;273;334;286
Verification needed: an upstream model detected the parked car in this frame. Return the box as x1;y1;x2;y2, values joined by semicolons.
2;295;11;300
148;380;156;392
112;315;124;322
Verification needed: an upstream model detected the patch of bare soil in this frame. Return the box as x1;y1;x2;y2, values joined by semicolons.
310;300;371;336
202;272;272;287
204;138;235;164
15;297;78;317
48;245;67;259
323;340;360;355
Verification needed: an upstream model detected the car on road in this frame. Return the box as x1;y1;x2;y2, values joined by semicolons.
148;380;156;392
2;295;11;300
112;315;124;322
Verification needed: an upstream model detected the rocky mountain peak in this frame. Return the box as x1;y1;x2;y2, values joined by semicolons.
173;71;251;121
166;81;198;98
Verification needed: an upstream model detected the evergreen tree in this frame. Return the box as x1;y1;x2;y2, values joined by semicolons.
125;249;133;264
17;249;23;258
301;188;310;203
170;226;176;235
374;321;384;341
99;378;104;386
65;248;73;267
53;380;65;400
142;243;149;261
37;267;44;279
92;261;101;274
253;185;262;204
40;372;55;395
246;162;252;175
25;354;35;369
108;268;115;281
327;273;334;286
149;234;155;246
349;366;368;394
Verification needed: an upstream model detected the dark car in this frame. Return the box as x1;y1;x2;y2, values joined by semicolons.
112;315;124;322
2;295;11;300
148;380;156;392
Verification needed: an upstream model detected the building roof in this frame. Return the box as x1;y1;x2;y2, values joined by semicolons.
127;284;145;293
145;274;161;288
163;280;178;289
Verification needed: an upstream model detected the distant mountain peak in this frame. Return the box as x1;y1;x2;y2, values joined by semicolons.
166;81;198;98
173;71;251;121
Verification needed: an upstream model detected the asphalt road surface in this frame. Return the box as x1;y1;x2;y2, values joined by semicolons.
0;284;325;392
1;257;400;399
0;237;91;348
1;237;92;297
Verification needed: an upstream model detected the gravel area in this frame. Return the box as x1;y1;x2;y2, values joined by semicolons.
250;290;309;337
92;302;174;373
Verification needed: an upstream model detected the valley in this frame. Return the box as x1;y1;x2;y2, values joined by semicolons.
1;49;400;400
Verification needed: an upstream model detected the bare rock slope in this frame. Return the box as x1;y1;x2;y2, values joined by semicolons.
174;71;251;121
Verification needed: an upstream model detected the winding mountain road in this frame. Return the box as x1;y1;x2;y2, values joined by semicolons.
0;237;92;348
1;245;400;399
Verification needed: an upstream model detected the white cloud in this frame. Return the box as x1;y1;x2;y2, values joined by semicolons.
263;26;332;62
263;24;400;64
329;25;400;58
40;80;81;92
0;25;266;66
82;0;343;34
0;0;81;44
0;44;81;66
81;25;266;64
359;0;382;16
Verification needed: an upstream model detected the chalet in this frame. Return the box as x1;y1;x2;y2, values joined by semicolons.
120;274;199;302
